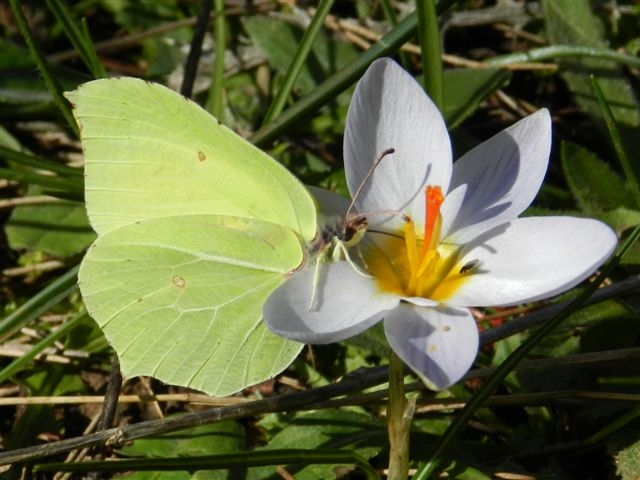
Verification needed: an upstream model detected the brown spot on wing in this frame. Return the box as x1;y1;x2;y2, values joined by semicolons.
173;275;186;288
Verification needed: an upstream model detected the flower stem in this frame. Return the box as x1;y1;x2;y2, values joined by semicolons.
387;351;414;479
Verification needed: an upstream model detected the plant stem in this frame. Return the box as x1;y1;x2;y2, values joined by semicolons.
387;351;414;479
416;0;443;109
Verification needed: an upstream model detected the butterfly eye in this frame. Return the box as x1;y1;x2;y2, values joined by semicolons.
341;216;369;243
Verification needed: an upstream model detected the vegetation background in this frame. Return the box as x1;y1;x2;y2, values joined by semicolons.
1;0;640;478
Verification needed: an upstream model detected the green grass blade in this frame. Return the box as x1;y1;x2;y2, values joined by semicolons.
0;145;83;178
250;0;456;147
45;0;106;78
0;311;89;384
416;0;443;109
590;75;640;198
262;0;336;124
0;266;79;343
583;402;640;446
34;449;381;479
7;0;78;136
206;0;226;119
379;0;409;66
80;19;106;77
0;169;83;195
485;45;640;69
249;10;418;147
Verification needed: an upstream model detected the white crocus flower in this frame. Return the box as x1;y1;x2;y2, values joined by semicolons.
263;58;618;390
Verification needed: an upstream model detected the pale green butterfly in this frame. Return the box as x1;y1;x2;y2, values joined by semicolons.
65;78;317;396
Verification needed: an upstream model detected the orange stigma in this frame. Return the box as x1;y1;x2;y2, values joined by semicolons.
400;185;444;295
421;186;444;259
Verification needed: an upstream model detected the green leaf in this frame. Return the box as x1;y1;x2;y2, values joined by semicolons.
242;14;357;108
249;11;419;147
248;409;384;480
118;421;245;459
542;0;640;150
560;141;635;213
443;68;511;130
96;0;184;29
345;322;390;358
262;0;337;124
600;207;640;234
607;419;640;480
441;461;492;480
6;186;95;257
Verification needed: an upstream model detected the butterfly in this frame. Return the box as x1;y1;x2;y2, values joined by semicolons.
66;78;317;395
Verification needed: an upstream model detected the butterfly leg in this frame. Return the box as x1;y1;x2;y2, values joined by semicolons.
338;243;371;278
308;256;323;311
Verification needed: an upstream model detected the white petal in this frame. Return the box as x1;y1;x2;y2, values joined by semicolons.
441;109;551;242
263;262;400;344
344;58;451;230
308;186;349;217
384;305;478;390
446;216;617;306
402;296;439;307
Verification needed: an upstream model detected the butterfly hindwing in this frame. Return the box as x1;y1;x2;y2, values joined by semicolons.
79;215;304;395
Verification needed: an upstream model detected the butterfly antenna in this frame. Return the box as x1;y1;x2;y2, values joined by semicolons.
345;147;395;219
366;209;411;223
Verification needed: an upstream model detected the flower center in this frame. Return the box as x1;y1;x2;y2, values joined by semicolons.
366;185;473;301
406;185;444;295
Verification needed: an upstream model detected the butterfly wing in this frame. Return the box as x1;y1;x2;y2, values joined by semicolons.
65;77;316;241
79;215;304;396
